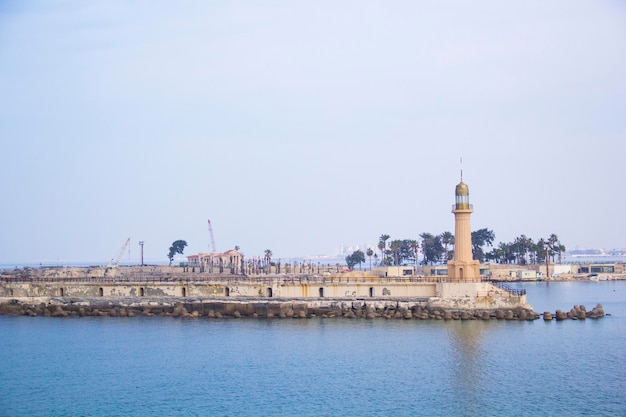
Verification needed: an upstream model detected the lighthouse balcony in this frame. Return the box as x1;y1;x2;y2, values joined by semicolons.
451;204;473;210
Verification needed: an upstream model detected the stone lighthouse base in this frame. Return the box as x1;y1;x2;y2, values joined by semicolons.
431;282;531;310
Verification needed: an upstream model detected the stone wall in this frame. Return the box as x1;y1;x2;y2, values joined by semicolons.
0;297;540;321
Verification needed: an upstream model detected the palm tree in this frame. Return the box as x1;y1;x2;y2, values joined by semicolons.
513;235;533;265
419;232;434;265
548;234;565;263
440;231;454;261
378;234;390;265
389;240;402;266
408;240;420;268
366;248;374;270
264;249;272;273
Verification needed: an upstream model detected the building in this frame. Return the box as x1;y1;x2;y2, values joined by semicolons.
186;250;243;274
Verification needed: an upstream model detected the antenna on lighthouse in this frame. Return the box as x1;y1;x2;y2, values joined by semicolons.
460;157;463;181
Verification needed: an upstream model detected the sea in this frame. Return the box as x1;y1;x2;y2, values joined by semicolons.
0;281;625;417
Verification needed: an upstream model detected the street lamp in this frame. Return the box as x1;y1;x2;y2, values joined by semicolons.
544;243;550;279
139;241;145;266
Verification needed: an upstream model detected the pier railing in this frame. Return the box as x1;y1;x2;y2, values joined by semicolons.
489;281;526;296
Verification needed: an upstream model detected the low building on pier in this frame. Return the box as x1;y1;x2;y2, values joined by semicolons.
186;250;243;274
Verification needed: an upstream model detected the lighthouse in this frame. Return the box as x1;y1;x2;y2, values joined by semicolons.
447;179;481;282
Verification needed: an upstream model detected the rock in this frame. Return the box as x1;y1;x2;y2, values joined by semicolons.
555;310;567;320
443;311;453;320
298;311;307;319
518;310;527;320
404;311;413;319
215;312;222;319
504;311;514;320
366;313;376;320
233;311;241;318
495;310;505;320
460;311;470;320
52;306;67;318
543;312;553;321
588;304;605;318
207;310;215;318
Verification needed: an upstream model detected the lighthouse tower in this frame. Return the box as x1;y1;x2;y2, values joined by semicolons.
447;179;481;282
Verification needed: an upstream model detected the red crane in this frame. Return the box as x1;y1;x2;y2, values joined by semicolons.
207;220;216;253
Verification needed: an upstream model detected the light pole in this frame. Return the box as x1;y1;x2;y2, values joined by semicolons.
139;241;144;266
544;243;550;279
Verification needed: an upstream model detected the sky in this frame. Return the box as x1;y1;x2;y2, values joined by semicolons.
0;1;625;265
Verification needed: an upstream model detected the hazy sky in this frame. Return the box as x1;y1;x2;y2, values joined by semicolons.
1;1;624;264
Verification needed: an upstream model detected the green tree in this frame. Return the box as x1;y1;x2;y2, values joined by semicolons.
407;239;420;268
420;233;444;265
534;238;547;264
389;240;402;266
471;228;495;262
378;234;390;265
366;248;374;270
167;240;188;266
547;234;566;263
440;231;454;261
264;249;273;273
346;250;365;270
512;234;533;265
486;241;516;264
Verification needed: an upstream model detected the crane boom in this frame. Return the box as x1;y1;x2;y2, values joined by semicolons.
108;237;131;267
207;220;216;253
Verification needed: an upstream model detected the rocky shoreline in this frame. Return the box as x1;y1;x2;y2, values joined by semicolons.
0;297;605;321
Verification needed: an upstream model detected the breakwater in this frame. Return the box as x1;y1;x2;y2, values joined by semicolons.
6;266;610;320
0;296;602;321
0;296;541;320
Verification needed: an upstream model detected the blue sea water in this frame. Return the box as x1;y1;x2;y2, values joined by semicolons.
1;281;625;417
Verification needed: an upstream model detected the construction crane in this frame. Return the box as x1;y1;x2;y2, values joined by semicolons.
207;220;216;253
107;237;131;267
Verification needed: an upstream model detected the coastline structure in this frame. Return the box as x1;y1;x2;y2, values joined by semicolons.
447;180;481;281
0;180;541;319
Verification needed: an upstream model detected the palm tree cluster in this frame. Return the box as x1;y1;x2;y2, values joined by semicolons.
376;233;456;266
373;228;554;267
485;234;565;265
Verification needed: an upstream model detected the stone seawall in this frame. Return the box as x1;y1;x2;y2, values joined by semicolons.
0;296;542;321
